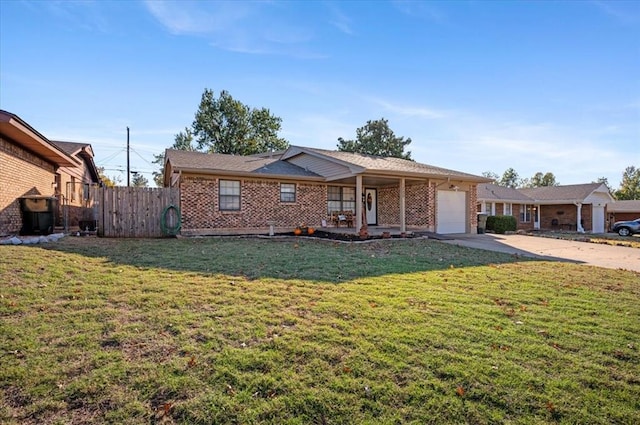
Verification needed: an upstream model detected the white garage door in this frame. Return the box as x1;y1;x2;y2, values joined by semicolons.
437;190;467;234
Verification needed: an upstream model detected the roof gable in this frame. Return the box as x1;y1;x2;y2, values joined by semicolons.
52;140;101;184
164;149;321;178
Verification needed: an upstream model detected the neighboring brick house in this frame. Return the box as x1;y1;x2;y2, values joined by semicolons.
477;182;614;233
607;200;640;229
0;110;100;236
50;140;101;230
164;146;490;236
477;183;533;231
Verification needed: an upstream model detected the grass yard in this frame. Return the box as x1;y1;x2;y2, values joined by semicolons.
1;236;638;424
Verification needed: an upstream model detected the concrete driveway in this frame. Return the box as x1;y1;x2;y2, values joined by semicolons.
441;234;640;273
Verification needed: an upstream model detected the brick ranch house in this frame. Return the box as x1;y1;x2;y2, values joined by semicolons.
477;182;614;233
0;110;101;236
164;146;491;236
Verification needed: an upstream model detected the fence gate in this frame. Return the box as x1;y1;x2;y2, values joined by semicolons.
98;187;180;238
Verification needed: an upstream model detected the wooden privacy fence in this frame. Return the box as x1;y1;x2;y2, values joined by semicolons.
98;187;180;238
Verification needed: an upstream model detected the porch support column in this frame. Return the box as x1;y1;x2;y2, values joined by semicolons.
356;175;363;231
576;203;584;233
535;204;541;230
400;177;406;232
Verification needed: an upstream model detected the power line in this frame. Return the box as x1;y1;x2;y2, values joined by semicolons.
95;147;127;165
130;146;157;167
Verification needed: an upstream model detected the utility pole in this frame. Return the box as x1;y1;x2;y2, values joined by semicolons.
127;127;130;187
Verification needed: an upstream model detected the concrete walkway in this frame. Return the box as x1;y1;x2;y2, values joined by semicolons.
441;234;640;273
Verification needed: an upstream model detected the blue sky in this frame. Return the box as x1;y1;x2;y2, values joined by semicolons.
1;1;638;187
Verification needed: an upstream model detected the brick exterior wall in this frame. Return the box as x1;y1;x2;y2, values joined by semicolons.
378;186;399;226
57;168;98;228
479;203;595;232
609;212;638;224
0;137;57;236
179;175;482;235
0;136;97;235
468;184;478;233
376;182;439;231
180;175;327;234
540;204;592;231
406;183;431;226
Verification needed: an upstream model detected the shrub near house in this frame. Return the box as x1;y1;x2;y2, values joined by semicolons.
486;215;517;234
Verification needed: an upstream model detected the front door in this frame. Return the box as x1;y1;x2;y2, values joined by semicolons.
365;188;377;225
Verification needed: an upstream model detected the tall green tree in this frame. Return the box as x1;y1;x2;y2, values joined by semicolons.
525;171;559;187
97;166;120;187
481;171;500;183
594;177;614;195
192;89;289;155
615;165;640;200
337;118;412;160
499;168;520;188
131;172;149;188
152;127;195;187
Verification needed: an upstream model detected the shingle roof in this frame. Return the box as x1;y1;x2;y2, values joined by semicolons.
166;147;491;182
165;149;321;177
519;183;604;202
50;140;101;183
477;183;533;202
51;140;89;156
608;200;640;213
302;147;488;181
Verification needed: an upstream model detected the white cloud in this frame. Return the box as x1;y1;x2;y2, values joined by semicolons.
41;0;111;33
367;97;448;119
591;1;640;25
327;4;354;35
143;0;325;58
392;0;448;24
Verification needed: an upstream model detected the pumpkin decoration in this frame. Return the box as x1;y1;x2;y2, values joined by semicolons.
293;227;302;236
307;227;315;235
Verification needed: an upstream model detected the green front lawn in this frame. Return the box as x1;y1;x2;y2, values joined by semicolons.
1;237;638;424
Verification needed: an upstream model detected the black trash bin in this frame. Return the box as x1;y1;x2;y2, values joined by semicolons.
19;196;57;235
477;213;488;234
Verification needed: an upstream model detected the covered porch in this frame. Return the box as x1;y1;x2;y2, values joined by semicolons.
325;172;477;235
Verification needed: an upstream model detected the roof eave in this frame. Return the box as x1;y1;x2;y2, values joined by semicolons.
0;111;77;167
174;167;326;182
362;169;491;182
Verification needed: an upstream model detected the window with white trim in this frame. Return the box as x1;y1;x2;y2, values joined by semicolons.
219;180;240;211
504;203;512;216
520;204;532;222
280;183;296;203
